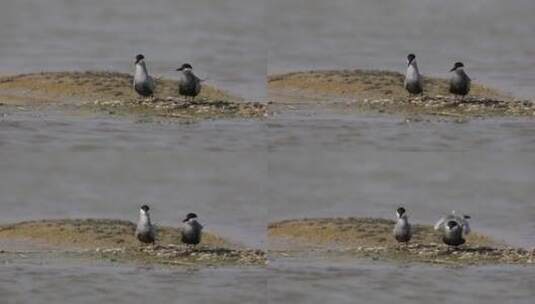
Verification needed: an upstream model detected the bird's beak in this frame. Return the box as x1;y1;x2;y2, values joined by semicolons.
182;218;188;223
449;66;456;72
176;67;183;71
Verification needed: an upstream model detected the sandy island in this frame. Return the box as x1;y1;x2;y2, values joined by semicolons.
268;218;535;266
269;70;535;119
1;218;533;267
0;219;266;267
0;71;267;120
1;70;533;120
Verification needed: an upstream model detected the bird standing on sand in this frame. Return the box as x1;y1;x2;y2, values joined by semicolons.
393;206;412;245
135;204;156;245
181;213;203;246
133;54;156;98
404;54;423;96
434;210;471;247
176;63;202;100
449;62;471;98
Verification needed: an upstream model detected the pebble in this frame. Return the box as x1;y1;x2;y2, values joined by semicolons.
86;96;267;119
359;95;535;117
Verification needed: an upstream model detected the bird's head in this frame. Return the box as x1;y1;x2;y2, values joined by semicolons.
183;212;198;223
176;63;193;71
450;62;464;72
135;54;145;64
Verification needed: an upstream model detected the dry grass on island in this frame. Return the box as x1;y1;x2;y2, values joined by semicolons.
0;219;266;267
268;218;535;266
268;70;535;118
0;71;267;120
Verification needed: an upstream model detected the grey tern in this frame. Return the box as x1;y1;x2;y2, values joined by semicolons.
133;54;156;98
404;53;423;95
449;62;471;98
135;204;156;245
181;212;203;246
176;63;202;101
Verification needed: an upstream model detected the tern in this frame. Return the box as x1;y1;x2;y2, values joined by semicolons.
176;63;202;101
133;54;156;99
393;206;412;245
434;210;471;247
135;204;156;245
404;53;423;96
449;62;471;99
181;212;203;246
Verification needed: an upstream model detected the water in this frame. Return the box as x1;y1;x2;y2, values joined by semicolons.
267;0;535;98
0;110;269;248
4;0;533;99
1;259;533;304
0;262;268;304
266;113;535;247
1;0;535;303
0;0;266;100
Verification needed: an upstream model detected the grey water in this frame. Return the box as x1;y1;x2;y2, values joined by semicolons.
1;259;534;304
1;0;535;303
0;0;266;100
267;0;535;98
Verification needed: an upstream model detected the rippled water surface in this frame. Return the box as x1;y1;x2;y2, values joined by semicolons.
1;258;534;304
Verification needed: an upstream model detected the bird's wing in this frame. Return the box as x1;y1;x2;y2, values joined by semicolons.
434;217;445;230
191;72;202;82
461;70;471;83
